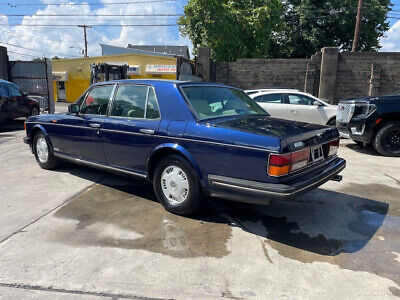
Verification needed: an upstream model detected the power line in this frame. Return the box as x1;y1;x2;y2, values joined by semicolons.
0;0;178;6
2;31;82;43
2;14;184;17
0;24;179;27
0;41;80;57
7;51;38;58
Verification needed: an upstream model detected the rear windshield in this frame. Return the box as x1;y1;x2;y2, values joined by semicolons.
181;86;267;120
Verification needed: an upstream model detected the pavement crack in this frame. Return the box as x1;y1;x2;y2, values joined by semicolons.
0;176;107;244
0;282;167;299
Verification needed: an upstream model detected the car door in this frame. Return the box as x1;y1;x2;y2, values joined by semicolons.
7;83;26;118
287;93;326;124
59;84;115;164
103;84;161;173
253;93;287;119
0;82;11;123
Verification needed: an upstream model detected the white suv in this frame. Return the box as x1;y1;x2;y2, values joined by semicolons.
247;90;338;126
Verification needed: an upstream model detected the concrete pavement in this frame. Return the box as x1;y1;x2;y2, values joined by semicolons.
0;118;399;299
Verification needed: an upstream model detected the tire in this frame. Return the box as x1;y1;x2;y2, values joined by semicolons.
372;121;400;157
153;155;203;215
29;106;40;117
32;132;60;169
327;118;336;127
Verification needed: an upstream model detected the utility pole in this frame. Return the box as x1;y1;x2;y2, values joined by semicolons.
352;0;363;52
78;25;92;57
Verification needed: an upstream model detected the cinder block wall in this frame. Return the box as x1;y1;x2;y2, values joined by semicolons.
201;47;400;104
214;58;310;91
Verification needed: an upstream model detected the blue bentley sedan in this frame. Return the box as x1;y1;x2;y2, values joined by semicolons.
24;80;345;215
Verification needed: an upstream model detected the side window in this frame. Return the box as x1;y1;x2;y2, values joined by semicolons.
0;84;9;98
146;88;160;119
288;94;315;106
8;84;22;97
110;85;148;118
80;85;114;115
260;93;284;103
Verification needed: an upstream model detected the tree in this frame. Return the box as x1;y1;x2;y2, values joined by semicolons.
281;0;391;58
179;0;285;62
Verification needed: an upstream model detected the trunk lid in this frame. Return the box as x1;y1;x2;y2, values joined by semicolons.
206;115;339;152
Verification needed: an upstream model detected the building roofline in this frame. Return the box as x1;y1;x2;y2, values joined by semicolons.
52;47;177;62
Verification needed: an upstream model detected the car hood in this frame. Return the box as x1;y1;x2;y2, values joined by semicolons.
206;115;339;152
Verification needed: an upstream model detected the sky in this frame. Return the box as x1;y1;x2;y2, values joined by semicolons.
2;0;400;60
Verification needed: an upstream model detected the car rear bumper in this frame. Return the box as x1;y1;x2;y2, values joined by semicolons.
208;157;346;205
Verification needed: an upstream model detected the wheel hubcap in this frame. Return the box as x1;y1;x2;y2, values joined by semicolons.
36;137;48;163
161;165;189;205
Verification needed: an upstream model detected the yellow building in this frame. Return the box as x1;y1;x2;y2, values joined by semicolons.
51;52;178;103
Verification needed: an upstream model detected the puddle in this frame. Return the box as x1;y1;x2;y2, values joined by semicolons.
53;178;232;258
221;183;400;288
53;177;400;290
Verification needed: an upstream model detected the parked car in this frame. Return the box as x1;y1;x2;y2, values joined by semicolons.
0;79;40;124
23;80;345;215
248;90;337;126
337;94;400;157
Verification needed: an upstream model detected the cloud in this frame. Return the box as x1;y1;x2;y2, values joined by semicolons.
380;20;400;52
0;1;193;60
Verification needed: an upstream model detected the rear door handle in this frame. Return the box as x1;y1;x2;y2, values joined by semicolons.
140;129;155;135
89;123;101;128
290;110;298;114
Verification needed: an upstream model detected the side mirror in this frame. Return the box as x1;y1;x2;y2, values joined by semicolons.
23;92;29;97
313;101;322;106
68;104;80;114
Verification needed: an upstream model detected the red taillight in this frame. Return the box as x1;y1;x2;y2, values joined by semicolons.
269;153;291;166
24;121;26;131
268;148;310;177
328;139;340;157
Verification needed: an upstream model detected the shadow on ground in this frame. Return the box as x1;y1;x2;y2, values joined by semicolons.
0;119;25;133
49;164;400;288
344;141;380;156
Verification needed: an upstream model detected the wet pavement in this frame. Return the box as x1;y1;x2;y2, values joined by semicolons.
0;119;400;298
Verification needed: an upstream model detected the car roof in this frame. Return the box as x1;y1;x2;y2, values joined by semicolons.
245;88;300;93
0;79;12;85
92;79;231;88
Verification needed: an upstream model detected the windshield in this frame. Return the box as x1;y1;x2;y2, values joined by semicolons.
181;86;268;120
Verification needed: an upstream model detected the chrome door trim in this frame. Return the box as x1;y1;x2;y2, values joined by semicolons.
53;152;147;179
27;122;278;153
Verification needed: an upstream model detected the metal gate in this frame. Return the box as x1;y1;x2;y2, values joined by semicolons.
176;57;203;82
8;60;55;113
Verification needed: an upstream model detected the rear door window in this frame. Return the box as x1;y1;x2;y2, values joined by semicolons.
8;84;22;97
110;85;148;118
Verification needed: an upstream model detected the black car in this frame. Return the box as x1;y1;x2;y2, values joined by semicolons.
0;79;40;124
336;94;400;157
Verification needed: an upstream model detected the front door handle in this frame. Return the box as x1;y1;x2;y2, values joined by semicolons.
140;129;155;135
290;110;298;114
89;123;101;128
